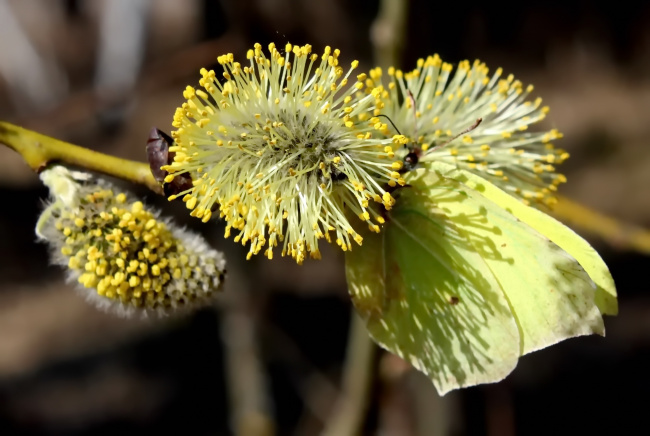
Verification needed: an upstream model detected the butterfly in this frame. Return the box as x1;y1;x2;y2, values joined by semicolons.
146;127;193;197
345;160;617;395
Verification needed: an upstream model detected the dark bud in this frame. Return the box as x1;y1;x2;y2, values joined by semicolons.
164;172;194;199
146;127;172;183
146;127;193;197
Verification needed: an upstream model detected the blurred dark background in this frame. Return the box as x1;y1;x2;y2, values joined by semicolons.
0;0;649;435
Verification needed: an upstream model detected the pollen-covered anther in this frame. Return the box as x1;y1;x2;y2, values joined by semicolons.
166;42;402;262
374;53;569;208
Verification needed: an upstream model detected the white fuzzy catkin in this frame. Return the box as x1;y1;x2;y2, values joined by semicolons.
37;165;226;318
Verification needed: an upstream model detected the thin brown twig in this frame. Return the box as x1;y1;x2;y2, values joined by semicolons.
218;245;275;436
320;312;376;436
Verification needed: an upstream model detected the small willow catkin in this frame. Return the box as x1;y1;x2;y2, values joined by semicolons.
37;165;226;318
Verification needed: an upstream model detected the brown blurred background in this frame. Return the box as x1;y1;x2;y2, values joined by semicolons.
0;0;649;435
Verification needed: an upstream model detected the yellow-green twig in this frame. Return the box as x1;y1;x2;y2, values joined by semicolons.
5;121;649;258
552;194;650;254
0;121;160;194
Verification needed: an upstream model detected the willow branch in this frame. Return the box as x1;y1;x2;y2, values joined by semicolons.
0;121;161;193
552;194;650;254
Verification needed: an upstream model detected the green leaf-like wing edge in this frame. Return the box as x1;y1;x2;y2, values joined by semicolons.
425;161;618;316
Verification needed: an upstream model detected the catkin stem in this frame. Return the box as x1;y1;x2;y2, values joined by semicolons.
552;194;650;254
0;121;161;194
321;311;377;436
